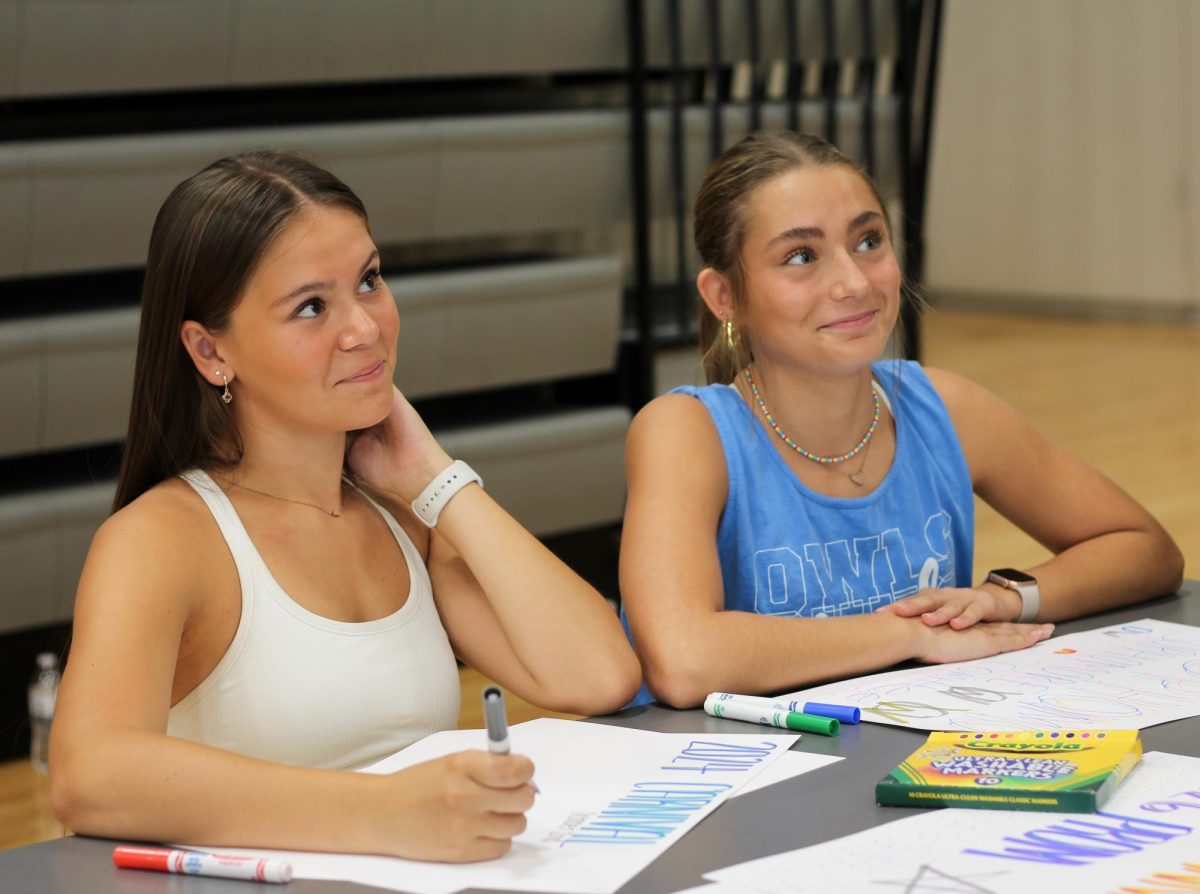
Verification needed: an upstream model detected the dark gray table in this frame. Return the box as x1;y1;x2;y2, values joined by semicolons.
4;585;1197;893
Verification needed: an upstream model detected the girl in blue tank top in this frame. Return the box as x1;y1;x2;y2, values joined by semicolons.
621;132;1182;708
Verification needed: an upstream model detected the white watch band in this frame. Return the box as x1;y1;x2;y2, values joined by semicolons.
1015;581;1041;623
988;571;1040;623
411;460;482;528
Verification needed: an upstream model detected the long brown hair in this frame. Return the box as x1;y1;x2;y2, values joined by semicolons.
692;131;893;384
113;151;368;512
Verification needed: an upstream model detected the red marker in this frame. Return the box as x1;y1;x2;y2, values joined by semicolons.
113;845;293;884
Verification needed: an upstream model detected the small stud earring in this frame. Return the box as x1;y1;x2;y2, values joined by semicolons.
216;371;233;405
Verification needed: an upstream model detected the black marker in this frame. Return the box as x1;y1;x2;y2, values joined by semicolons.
482;686;510;754
482;686;539;792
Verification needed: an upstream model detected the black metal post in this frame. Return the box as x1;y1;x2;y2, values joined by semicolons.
746;0;762;131
668;0;690;337
896;0;918;360
859;0;877;175
916;1;945;209
707;0;723;160
785;0;800;132
821;0;838;144
895;0;942;362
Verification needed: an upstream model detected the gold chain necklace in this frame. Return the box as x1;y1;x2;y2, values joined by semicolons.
844;432;873;487
223;478;345;518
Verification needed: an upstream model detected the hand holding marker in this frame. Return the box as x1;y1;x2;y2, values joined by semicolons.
483;686;539;792
703;693;857;736
115;692;528;880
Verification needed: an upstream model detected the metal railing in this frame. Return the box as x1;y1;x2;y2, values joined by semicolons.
625;0;944;405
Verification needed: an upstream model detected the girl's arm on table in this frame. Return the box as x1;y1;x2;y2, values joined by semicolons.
619;394;1052;709
424;487;641;716
887;369;1184;628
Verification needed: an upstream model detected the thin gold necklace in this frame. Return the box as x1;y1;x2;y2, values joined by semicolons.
223;478;345;518
845;433;873;487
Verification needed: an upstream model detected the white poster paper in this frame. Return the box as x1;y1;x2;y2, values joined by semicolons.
197;718;799;894
780;619;1200;731
731;751;842;799
706;751;1200;894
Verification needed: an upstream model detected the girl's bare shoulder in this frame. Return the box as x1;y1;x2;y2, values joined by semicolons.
90;476;225;573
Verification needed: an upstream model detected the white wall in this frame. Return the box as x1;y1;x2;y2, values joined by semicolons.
926;0;1199;316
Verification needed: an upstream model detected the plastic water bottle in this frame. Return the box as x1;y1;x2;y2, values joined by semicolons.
28;652;60;774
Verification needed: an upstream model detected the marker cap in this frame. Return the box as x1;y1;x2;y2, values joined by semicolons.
783;711;840;736
112;847;169;872
802;701;861;724
482;686;510;754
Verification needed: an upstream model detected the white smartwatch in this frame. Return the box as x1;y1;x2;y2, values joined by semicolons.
411;460;483;528
986;568;1040;622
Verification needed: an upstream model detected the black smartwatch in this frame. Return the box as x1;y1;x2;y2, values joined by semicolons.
986;568;1040;622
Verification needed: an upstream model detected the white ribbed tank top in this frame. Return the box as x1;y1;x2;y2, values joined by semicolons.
167;469;460;770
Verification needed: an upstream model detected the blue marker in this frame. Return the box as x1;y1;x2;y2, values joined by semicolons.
708;692;860;724
797;701;861;725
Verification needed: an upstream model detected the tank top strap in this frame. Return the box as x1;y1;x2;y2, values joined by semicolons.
343;480;432;598
178;468;270;596
871;377;892;414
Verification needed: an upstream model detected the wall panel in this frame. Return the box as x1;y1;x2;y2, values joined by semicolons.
17;0;234;97
0;319;43;458
42;310;139;452
927;0;1194;312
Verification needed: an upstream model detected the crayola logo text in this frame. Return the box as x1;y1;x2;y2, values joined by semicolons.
963;741;1085;752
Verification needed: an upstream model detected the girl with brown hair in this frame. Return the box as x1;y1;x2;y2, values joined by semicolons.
620;131;1183;708
49;151;641;860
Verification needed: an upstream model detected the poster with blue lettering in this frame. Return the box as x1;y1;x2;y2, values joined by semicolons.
196;718;801;894
704;751;1200;894
779;619;1200;731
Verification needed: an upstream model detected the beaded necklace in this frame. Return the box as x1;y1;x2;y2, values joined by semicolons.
743;365;880;469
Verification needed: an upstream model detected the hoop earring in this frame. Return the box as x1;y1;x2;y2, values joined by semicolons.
216;371;233;405
724;319;736;351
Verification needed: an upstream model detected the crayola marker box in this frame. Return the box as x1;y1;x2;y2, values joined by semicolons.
876;730;1142;813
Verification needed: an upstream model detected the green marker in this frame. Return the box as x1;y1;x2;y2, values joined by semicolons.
781;710;840;736
703;693;840;736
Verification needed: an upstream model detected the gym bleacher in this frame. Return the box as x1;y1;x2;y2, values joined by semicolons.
0;0;936;759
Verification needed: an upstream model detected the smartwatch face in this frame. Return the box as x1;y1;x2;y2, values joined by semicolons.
991;568;1036;584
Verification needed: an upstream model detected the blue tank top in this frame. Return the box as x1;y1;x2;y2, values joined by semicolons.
623;360;974;705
